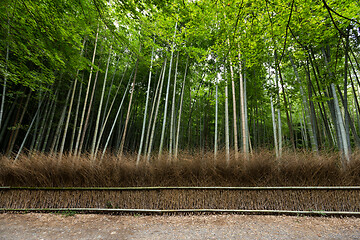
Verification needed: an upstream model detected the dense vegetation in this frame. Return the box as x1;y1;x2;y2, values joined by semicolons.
0;0;359;173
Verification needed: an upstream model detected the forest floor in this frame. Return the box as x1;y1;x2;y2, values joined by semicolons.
0;213;359;239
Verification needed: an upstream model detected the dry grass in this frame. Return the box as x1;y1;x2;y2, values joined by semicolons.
1;149;360;187
1;150;360;211
1;188;359;211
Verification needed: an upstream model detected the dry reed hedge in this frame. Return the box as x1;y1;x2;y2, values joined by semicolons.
1;150;360;187
2;189;359;211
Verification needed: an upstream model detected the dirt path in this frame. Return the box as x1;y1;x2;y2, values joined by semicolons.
0;213;359;239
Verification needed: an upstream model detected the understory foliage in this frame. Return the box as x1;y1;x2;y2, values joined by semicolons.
1;151;360;187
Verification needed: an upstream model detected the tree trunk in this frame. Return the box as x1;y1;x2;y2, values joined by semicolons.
0;95;17;146
244;67;251;154
79;56;102;154
336;85;360;147
307;53;334;147
214;81;218;159
137;45;154;164
275;52;295;150
14;99;44;161
224;65;230;164
74;24;99;155
0;17;10;131
349;70;360;122
7;91;31;156
34;94;49;151
175;57;188;160
101;56;120;128
331;84;350;166
230;59;238;159
95;65;129;157
59;38;86;158
29;92;42;152
41;90;58;152
70;80;83;152
169;51;179;159
239;57;249;157
50;86;72;154
147;58;167;162
101;75;132;158
322;47;350;166
343;29;351;151
159;22;177;157
91;45;112;158
289;54;318;151
119;57;139;156
275;62;282;158
144;63;163;157
270;96;278;158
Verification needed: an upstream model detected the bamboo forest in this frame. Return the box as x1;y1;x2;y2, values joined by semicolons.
1;0;360;187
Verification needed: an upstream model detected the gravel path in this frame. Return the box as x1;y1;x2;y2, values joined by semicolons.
1;213;360;239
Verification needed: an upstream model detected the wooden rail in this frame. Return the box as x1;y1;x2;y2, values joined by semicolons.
1;186;360;190
1;208;360;216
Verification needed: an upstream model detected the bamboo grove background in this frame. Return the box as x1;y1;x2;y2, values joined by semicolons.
0;0;360;173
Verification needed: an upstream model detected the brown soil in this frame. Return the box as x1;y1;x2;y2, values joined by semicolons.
1;213;359;239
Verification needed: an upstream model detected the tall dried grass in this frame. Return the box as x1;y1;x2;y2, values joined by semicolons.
1;150;360;187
